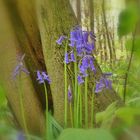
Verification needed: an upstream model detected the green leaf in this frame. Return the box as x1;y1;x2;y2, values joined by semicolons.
115;107;140;125
118;5;139;37
96;101;117;128
125;36;140;59
57;128;115;140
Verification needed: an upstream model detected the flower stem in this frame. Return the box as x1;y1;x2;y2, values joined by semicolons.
91;92;94;128
64;43;68;128
79;86;82;127
74;51;78;127
123;28;137;103
85;76;88;128
76;85;80;127
43;83;48;139
18;75;30;140
70;103;73;127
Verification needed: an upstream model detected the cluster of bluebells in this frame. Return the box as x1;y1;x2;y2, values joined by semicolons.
95;73;112;93
13;54;51;85
56;26;113;94
36;71;51;84
56;26;96;85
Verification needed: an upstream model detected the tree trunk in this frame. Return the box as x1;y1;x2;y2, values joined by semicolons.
102;0;113;67
0;0;45;135
36;0;122;128
76;0;81;23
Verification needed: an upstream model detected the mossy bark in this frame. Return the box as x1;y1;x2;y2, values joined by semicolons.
36;0;78;126
36;0;122;128
1;0;46;135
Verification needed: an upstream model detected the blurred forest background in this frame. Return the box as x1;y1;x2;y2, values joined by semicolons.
0;0;140;140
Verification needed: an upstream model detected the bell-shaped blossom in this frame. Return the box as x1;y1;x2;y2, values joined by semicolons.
64;53;69;64
68;85;72;102
70;52;76;62
95;76;112;93
56;35;67;45
13;54;30;79
77;75;84;85
37;71;51;84
42;72;51;84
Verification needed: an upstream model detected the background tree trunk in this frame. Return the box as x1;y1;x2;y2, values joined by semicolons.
36;0;121;128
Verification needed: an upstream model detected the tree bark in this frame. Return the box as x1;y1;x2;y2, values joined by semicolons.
36;0;122;128
0;0;45;135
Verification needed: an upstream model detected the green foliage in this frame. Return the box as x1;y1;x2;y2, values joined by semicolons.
115;107;140;126
118;4;139;37
47;112;63;140
96;101;117;128
125;36;140;56
57;128;115;140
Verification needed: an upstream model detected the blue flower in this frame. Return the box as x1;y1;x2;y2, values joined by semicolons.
37;71;44;84
37;71;51;84
13;54;30;79
89;58;96;72
56;35;67;45
79;55;95;78
95;76;112;93
70;52;76;62
64;53;69;64
68;85;72;102
42;72;51;84
77;75;84;85
95;82;104;93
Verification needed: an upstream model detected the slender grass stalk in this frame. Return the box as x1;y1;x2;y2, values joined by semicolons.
85;76;88;128
43;83;48;140
76;85;80;127
64;43;68;128
123;28;137;103
74;51;78;127
18;74;30;140
91;92;94;128
79;86;82;127
70;103;73;127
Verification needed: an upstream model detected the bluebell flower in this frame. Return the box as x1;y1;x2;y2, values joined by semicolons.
56;35;67;45
64;53;69;64
37;70;44;84
37;71;51;84
79;55;95;76
89;58;96;72
104;78;112;89
79;65;86;75
70;52;76;62
42;72;51;84
95;82;104;93
13;54;30;79
76;45;83;56
95;76;112;93
68;85;72;102
77;75;84;85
